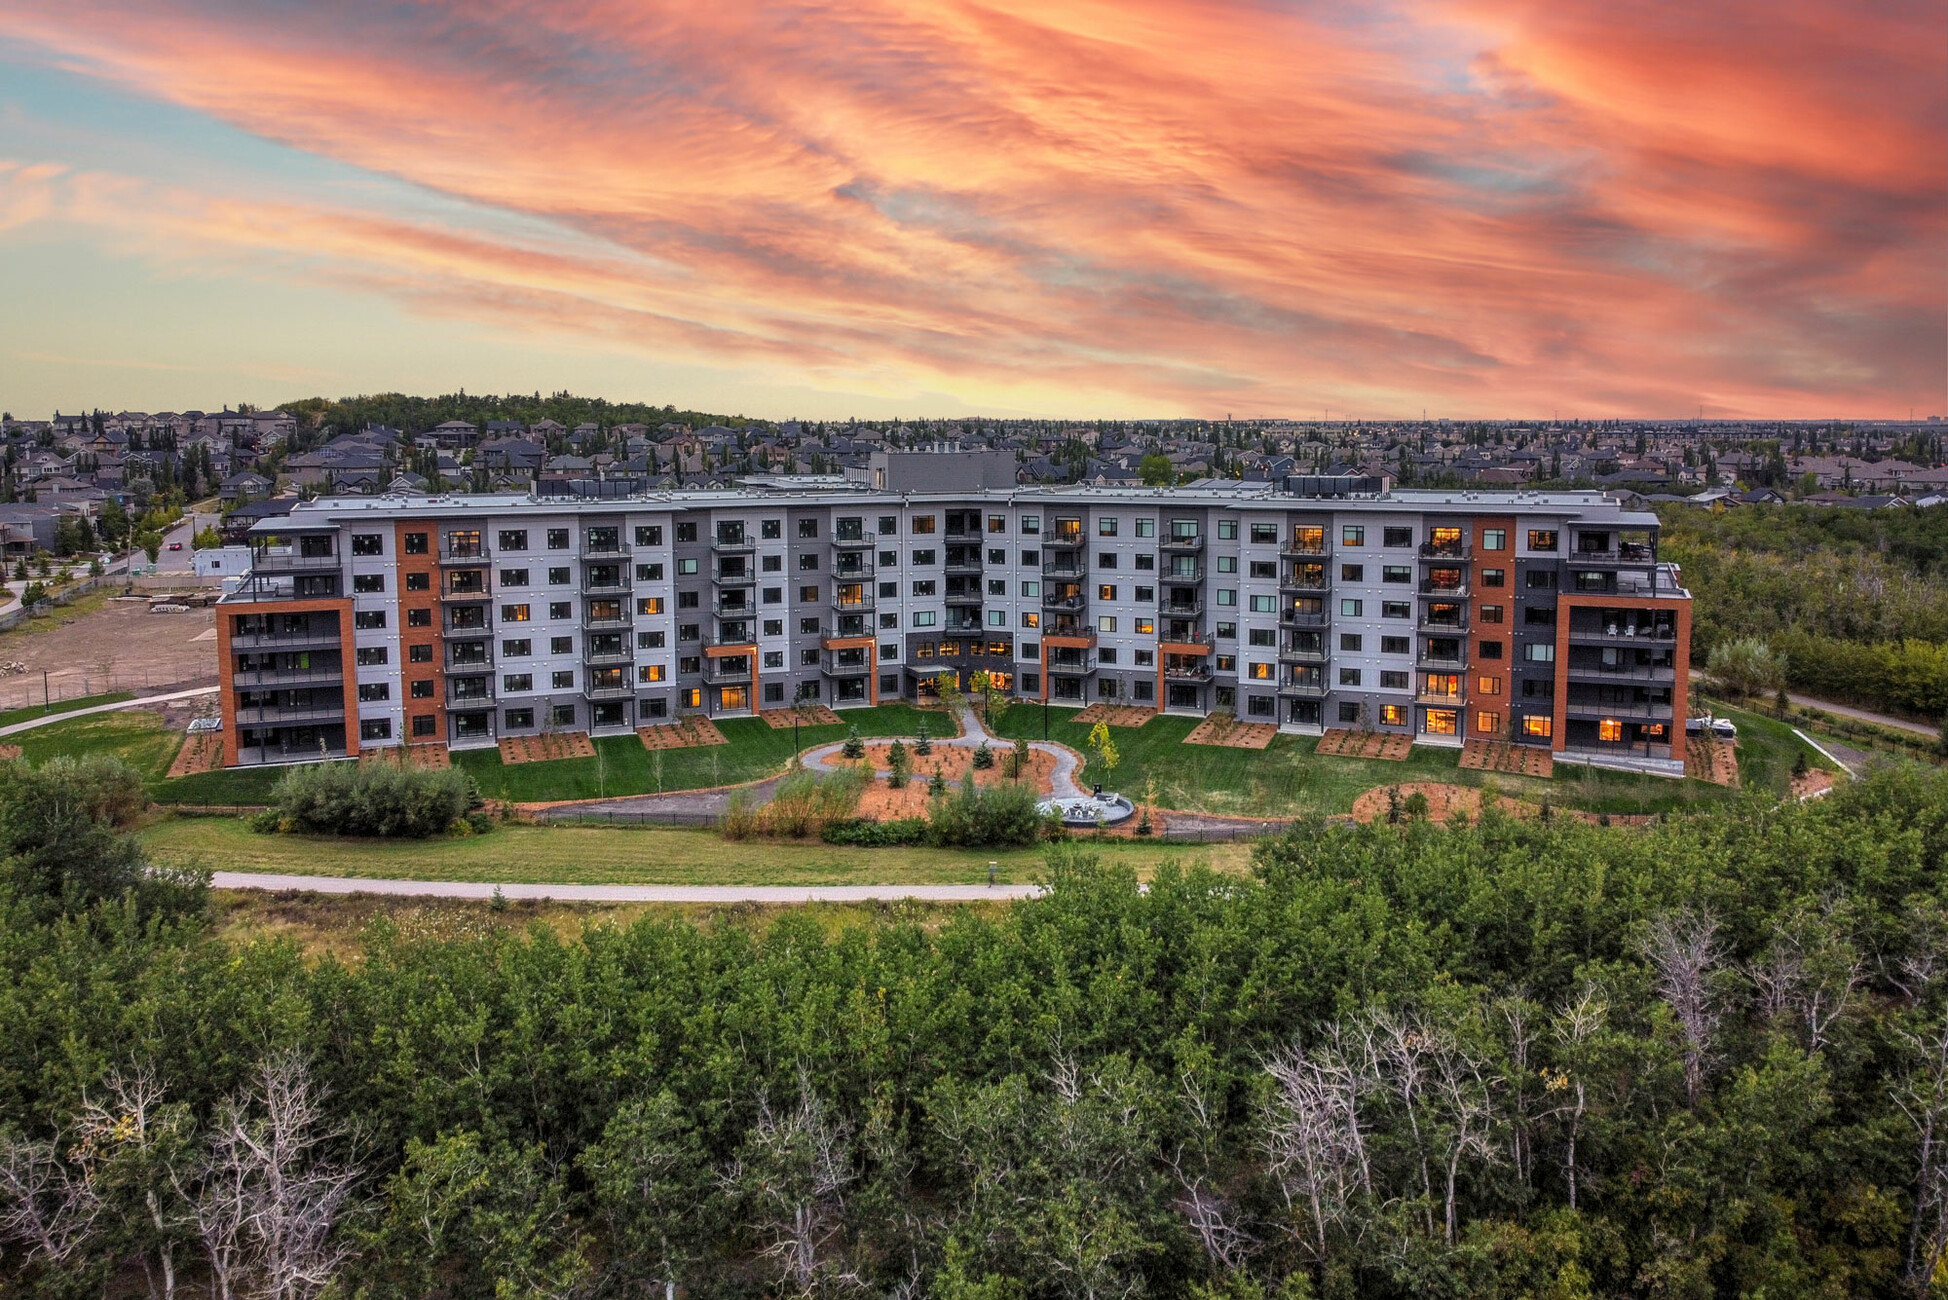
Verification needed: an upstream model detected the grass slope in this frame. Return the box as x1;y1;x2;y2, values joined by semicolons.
142;816;1247;886
0;691;135;729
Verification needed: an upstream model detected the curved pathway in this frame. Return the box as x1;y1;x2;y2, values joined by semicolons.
801;705;1092;799
0;685;218;738
210;872;1042;903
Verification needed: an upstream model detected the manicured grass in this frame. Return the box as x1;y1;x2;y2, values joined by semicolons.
1694;699;1843;794
155;765;292;805
0;690;135;729
142;815;1248;886
452;704;949;803
7;709;183;775
988;705;1740;817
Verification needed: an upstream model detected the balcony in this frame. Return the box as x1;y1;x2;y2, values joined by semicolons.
232;701;346;725
1417;615;1469;635
1161;534;1205;553
230;627;342;651
830;591;876;614
1277;642;1329;665
1418;580;1470;599
831;559;875;582
1162;629;1215;653
1567;623;1678;646
439;546;491;567
831;532;875;550
1042;559;1089;579
1418;541;1471;560
1280;607;1331;630
1164;661;1214;683
1160;596;1205;618
704;657;754;684
581;608;630;630
1415;690;1466;708
1280;571;1330;595
445;621;494;641
249;547;339;573
821;652;873;677
1044;530;1086;550
713;567;758;587
1047;655;1097;676
445;647;495;672
1280;540;1332;560
1565;662;1677;684
1043;623;1095;645
230;667;344;689
580;541;632;561
580;574;633;595
441;584;492;603
1563;697;1676;720
945;557;984;576
585;680;635;702
584;646;636;668
1277;676;1329;698
1043;591;1088;612
944;614;984;633
1417;646;1468;671
1571;543;1657;566
945;590;985;607
712;596;757;618
711;533;757;553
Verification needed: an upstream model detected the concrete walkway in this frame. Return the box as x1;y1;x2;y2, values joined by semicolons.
0;685;218;737
211;872;1043;903
801;705;1092;799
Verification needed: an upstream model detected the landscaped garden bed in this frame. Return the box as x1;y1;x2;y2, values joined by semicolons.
1459;738;1553;778
500;732;596;764
636;717;727;750
1315;728;1414;760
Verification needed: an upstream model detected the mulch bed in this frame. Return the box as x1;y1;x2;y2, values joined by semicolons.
1685;737;1739;787
1071;704;1157;728
1459;739;1554;779
500;733;597;764
1183;717;1278;749
362;744;452;771
636;717;728;751
850;744;1058;820
167;732;224;777
0;743;20;762
1792;769;1836;799
1315;729;1414;761
762;704;841;729
1350;781;1654;829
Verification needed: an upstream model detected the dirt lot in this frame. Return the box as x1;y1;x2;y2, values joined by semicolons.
0;596;218;711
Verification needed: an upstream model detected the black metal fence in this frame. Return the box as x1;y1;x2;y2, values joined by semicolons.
535;809;726;828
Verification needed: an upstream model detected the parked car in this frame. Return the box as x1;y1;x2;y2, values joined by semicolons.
167;541;183;551
1686;715;1738;740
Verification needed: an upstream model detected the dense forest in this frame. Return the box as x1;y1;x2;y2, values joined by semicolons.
275;392;754;445
1660;506;1948;720
4;758;1948;1296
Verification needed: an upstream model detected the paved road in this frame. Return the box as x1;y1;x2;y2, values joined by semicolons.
0;685;218;737
1689;671;1937;738
211;873;1043;903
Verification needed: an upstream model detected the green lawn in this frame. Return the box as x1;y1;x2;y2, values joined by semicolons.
6;709;183;775
0;691;136;729
452;704;948;803
988;705;1745;817
141;815;1247;886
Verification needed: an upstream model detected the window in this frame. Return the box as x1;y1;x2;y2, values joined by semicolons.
637;597;664;616
1216;622;1236;639
634;525;661;546
1381;635;1409;655
1525;605;1556;625
985;579;1006;597
878;582;897;599
880;642;899;660
544;566;568;585
1526;570;1558;590
677;558;699;576
1476;710;1502;734
1478;640;1504;660
760;519;782;540
1216;555;1236;573
1248;523;1277;544
1248;628;1276;646
912;549;936;566
1338;667;1362;686
1134;586;1154;603
352;534;383;556
1528;530;1557;552
914;610;937;627
412;714;437;737
1021;516;1041;535
1523;715;1553;738
503;673;533;692
673;523;697;543
354;610;387;630
636;563;662;581
1218;521;1238;540
1022;550;1039;567
1482;529;1506;551
1522;643;1555;662
1249;661;1274;680
911;515;936;535
547;528;570;549
881;611;900;629
678;624;699;640
639;665;666;683
1132;617;1153;635
1217;589;1236;606
504;708;534;729
792;518;817;539
1135;554;1154;571
1341;525;1365;546
1477;676;1503;695
1380;704;1408;726
1250;595;1275;612
1098;584;1118;601
1381;601;1411;619
410;680;434;699
1340;633;1362;651
1340;598;1363;617
1098;615;1117;632
1382;565;1411;584
403;532;428;555
1480;605;1505;624
797;553;820;571
877;515;898;535
407;609;432;628
1099;518;1118;536
1478;568;1506;589
912;580;936;597
501;603;531;622
499;568;529;587
1598;718;1625;742
987;610;1006;627
1100;648;1120;665
503;638;532;656
1100;553;1120;570
1383;526;1413;547
637;631;664;649
552;670;576;689
1338;702;1361;723
1340;564;1363;582
357;682;389;702
355;646;389;667
359;719;392;741
409;644;434;663
548;601;572;619
554;704;579;726
1380;670;1409;690
404;572;433;593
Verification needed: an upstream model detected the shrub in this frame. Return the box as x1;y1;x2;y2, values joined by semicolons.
1008;738;1031;781
971;741;995;770
724;768;865;840
267;762;480;838
842;726;865;760
914;723;932;757
927;767;946;797
821;817;930;847
887;739;910;790
928;771;1042;847
1707;636;1788;698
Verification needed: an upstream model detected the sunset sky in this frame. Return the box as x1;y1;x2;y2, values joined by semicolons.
1;0;1942;421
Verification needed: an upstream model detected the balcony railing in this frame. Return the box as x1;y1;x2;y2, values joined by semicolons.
580;541;632;561
1042;561;1089;579
704;658;753;684
584;646;636;668
439;546;491;566
1161;534;1205;553
1279;608;1331;630
712;597;757;618
1277;643;1329;664
230;628;342;651
1567;624;1678;645
232;702;347;725
585;681;635;701
1160;598;1205;618
1565;663;1677;683
1044;531;1086;549
445;622;494;640
945;590;984;607
1043;592;1087;611
250;548;339;573
821;653;873;676
1418;580;1470;598
1280;541;1332;559
1047;656;1097;676
1280;573;1330;594
230;668;344;689
1563;699;1675;720
831;533;875;550
581;609;630;629
830;592;876;613
1416;647;1468;671
1418;542;1471;560
1416;616;1469;635
1164;663;1214;682
711;534;757;553
581;575;633;595
441;585;492;603
1277;677;1329;698
713;568;758;587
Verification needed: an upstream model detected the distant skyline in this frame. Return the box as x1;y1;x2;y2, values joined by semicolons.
1;1;1943;422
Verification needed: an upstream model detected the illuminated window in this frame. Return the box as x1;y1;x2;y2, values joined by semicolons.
1476;710;1501;734
1250;662;1274;680
1476;676;1503;696
639;664;666;683
1522;715;1553;738
1135;619;1154;636
681;688;702;709
1598;718;1624;742
1423;708;1458;735
638;597;663;615
1379;704;1407;726
500;604;531;622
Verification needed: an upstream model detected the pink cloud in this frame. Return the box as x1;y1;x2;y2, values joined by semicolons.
0;0;1940;414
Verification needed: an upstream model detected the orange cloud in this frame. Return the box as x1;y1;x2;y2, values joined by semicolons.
0;0;1940;415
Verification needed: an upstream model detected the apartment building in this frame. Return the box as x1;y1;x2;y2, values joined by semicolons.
217;473;1692;774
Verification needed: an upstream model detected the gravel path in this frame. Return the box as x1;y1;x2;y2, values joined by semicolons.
211;872;1042;903
0;685;218;738
533;773;790;820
